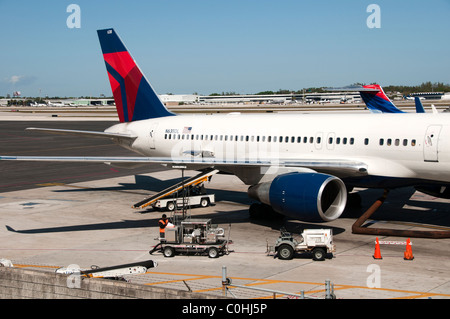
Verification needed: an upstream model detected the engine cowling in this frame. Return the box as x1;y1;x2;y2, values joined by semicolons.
248;172;347;222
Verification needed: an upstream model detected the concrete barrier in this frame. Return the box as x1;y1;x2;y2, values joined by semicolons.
0;267;224;299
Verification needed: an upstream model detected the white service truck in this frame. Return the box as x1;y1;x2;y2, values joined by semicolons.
268;228;335;261
152;194;215;211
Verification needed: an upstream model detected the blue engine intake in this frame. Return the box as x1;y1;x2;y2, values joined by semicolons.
248;172;347;222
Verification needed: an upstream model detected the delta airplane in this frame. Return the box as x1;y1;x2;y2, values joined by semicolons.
2;28;450;224
332;84;431;114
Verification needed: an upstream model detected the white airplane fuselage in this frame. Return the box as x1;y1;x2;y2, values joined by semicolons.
106;112;450;187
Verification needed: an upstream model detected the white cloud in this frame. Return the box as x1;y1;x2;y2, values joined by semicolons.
4;75;37;86
8;75;22;84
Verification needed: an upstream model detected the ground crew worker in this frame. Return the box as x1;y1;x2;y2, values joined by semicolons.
159;214;169;239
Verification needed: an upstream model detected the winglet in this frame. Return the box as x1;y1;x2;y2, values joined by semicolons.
414;97;425;113
97;28;175;122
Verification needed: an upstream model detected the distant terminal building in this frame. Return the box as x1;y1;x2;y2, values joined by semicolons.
159;94;198;106
198;94;293;104
409;92;444;100
68;98;115;106
197;92;361;105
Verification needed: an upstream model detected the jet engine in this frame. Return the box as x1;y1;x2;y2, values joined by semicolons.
248;172;347;222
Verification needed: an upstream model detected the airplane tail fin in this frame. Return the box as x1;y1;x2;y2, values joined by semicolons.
360;84;404;113
97;28;175;123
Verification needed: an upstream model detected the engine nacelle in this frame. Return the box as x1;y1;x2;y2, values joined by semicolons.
248;172;347;222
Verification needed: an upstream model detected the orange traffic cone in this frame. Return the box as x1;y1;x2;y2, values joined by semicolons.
404;238;414;260
373;237;382;259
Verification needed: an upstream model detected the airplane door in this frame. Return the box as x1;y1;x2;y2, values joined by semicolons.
149;123;158;149
423;125;441;162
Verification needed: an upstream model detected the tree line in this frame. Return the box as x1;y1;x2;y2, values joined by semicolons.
209;82;450;96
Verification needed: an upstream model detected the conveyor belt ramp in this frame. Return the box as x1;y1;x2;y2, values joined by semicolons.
133;168;218;209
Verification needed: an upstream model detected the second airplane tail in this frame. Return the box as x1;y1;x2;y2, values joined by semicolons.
97;28;175;123
359;84;404;113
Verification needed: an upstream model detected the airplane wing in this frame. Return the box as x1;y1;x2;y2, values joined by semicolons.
25;128;137;140
0;155;368;178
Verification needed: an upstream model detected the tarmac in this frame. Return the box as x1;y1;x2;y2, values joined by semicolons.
1;108;450;299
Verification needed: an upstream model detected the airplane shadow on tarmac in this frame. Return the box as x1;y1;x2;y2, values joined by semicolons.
6;175;450;235
343;187;450;228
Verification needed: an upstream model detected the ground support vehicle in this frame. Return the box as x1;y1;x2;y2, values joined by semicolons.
152;193;215;211
150;218;230;258
267;228;335;261
133;168;218;210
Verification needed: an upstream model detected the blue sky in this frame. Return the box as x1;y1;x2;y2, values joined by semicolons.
0;0;449;97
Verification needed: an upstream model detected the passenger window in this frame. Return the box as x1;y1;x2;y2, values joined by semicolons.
336;137;340;144
403;139;408;146
379;138;384;146
297;136;301;143
350;138;354;145
329;137;333;144
387;138;392;146
343;137;347;145
411;139;416;146
395;139;400;146
364;138;369;145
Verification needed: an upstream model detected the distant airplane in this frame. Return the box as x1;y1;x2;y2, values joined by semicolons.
30;102;47;107
328;84;431;114
326;84;404;113
47;101;66;107
2;29;450;237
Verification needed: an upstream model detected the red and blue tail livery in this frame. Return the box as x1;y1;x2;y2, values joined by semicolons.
359;84;404;113
326;84;404;113
97;28;174;122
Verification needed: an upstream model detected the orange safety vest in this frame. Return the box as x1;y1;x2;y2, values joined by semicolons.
159;219;168;233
